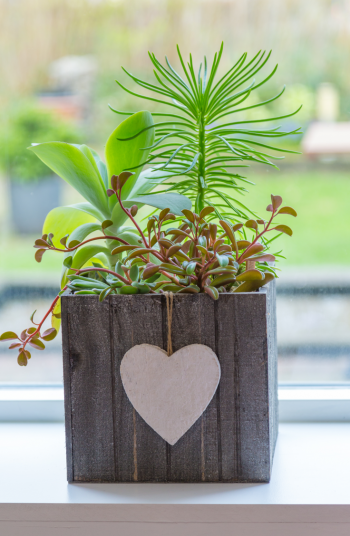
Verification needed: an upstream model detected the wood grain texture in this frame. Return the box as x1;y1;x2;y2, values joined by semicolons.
61;283;278;483
61;294;115;482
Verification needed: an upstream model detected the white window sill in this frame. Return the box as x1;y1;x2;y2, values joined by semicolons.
1;385;350;422
0;422;350;535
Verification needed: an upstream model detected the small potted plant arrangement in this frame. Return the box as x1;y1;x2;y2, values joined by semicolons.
0;45;299;483
0;102;81;234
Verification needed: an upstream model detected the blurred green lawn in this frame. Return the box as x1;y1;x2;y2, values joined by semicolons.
239;169;350;267
0;169;349;278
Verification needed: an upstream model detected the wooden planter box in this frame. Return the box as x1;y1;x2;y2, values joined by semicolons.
61;282;278;483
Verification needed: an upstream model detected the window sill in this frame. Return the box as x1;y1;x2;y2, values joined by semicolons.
1;384;350;422
0;422;350;535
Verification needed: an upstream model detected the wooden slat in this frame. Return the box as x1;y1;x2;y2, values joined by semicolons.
233;293;271;482
62;295;115;482
166;294;219;482
110;295;167;482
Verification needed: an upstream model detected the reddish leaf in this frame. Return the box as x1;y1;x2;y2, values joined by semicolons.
266;204;273;212
24;350;31;360
271;195;282;210
34;238;49;247
0;331;18;341
239;243;264;262
110;175;119;191
9;342;22;350
26;327;37;335
130;205;138;217
249;254;276;263
199;206;215;220
204;286;219;300
167;244;183;257
209;224;217;241
182;209;195;223
245;219;258;230
236;269;264;282
119;171;134;187
102;220;113;230
232;223;243;232
237;240;251;250
278;206;297;217
219;220;237;248
143;263;160;279
107;188;115;197
28;339;45;351
159;208;170;221
67;239;81;248
41;328;57;341
111;245;139;255
20;329;27;341
17;351;28;367
274;224;293;236
35;249;46;263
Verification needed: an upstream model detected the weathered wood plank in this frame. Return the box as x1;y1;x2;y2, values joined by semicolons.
265;280;279;463
233;292;271;482
166;294;219;482
110;295;167;482
215;294;239;481
61;293;73;482
63;294;115;482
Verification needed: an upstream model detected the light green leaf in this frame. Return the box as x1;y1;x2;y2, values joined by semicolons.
89;148;108;189
67;202;105;222
105;111;155;201
29;142;110;217
126;193;192;216
43;206;96;247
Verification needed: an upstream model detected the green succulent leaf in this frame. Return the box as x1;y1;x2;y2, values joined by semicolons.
43;206;97;248
29;142;110;217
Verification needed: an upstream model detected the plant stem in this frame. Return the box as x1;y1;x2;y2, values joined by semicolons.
196;113;206;214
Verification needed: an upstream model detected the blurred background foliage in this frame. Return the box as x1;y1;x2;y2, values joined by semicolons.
1;0;350;383
0;0;350;273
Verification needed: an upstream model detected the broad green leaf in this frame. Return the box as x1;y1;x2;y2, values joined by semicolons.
43;206;96;247
29;142;110;217
125;193;192;216
70;244;111;272
60;222;101;284
68;202;105;222
89;148;108;189
105;111;155;201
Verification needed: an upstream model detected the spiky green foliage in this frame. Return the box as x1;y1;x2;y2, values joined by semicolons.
110;43;301;220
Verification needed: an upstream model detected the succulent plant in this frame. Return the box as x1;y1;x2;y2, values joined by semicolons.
0;173;297;366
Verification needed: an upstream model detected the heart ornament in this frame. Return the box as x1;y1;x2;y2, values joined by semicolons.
120;343;221;445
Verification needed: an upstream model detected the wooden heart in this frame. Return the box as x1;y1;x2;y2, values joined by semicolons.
120;344;221;445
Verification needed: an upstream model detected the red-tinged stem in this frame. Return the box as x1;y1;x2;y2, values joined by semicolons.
237;210;276;264
46;235;130;254
116;191;149;248
22;289;65;351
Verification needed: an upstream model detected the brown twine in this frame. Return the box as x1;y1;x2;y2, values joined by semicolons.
164;291;174;356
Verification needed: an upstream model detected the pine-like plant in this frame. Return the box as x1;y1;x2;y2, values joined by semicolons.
111;44;301;219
